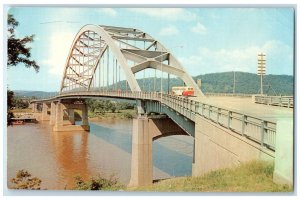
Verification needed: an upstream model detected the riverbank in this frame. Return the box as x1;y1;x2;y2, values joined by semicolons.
74;109;137;122
127;161;292;192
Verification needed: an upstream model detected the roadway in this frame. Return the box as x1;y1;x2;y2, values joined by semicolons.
192;96;293;122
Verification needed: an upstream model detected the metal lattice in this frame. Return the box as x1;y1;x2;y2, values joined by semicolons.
60;25;204;97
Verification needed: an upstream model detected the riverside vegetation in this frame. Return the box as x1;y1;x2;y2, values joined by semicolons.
10;161;292;192
83;99;136;120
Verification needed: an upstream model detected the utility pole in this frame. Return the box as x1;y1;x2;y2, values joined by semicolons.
257;53;266;95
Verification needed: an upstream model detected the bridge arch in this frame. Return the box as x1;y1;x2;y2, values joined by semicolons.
60;24;204;97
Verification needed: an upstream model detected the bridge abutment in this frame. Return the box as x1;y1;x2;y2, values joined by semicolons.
128;115;187;187
273;118;293;186
192;115;275;177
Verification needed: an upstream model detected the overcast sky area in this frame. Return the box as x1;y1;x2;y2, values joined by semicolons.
6;7;294;92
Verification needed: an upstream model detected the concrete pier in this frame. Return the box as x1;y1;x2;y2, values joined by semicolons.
41;103;50;121
53;101;89;132
128;116;187;187
49;102;56;125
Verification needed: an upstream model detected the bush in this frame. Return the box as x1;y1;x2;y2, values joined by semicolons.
10;170;42;190
73;174;123;191
121;112;133;119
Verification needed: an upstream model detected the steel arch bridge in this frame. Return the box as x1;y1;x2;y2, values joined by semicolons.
30;24;285;187
60;24;204;97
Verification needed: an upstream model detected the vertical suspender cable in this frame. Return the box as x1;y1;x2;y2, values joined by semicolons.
154;69;156;92
107;48;109;91
99;39;101;91
98;60;101;91
119;63;121;91
112;57;115;90
102;54;105;91
116;59;118;91
148;70;150;92
143;70;145;91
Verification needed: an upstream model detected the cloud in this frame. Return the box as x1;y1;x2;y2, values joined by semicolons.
42;30;75;77
191;22;207;34
178;40;293;75
159;25;179;36
98;8;117;17
128;8;197;21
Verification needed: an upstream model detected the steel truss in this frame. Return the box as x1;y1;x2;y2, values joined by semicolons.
60;25;204;96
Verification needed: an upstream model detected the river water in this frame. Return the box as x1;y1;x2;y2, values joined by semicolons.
7;119;193;190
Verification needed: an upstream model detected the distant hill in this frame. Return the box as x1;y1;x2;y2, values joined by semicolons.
13;72;294;98
13;90;58;99
194;72;294;96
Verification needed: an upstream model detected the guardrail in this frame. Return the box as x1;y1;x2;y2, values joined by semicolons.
31;91;276;150
255;95;293;108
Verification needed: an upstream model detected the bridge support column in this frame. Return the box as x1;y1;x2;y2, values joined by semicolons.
53;102;64;131
128;117;153;187
68;109;75;125
32;103;38;113
41;103;50;121
136;100;145;116
82;103;89;127
128;116;187;187
49;102;56;125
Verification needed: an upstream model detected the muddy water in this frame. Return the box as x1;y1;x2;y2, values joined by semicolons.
7;119;193;190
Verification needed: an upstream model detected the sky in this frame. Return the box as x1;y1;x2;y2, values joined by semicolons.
6;7;295;92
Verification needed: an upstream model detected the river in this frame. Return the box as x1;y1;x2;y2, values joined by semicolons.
7;119;193;190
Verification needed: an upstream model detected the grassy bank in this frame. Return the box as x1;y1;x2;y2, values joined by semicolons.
127;161;292;192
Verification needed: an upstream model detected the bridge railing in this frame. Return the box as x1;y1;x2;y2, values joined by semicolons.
32;90;277;150
161;94;276;150
254;95;293;108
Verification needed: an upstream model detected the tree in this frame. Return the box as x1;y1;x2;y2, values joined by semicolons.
73;174;122;190
7;90;15;126
10;170;42;190
7;14;40;72
7;14;40;125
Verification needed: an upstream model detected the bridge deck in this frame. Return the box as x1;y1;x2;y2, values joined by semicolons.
192;96;293;122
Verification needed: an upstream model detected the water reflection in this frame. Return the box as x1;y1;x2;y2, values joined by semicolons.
52;131;89;188
8;119;193;190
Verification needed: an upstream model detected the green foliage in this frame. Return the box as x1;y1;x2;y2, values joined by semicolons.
7;89;15;126
13;97;29;109
7;14;39;72
10;170;42;190
194;72;293;96
120;111;134;119
73;174;123;191
7;90;15;109
86;99;135;114
109;72;293;96
116;102;134;110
